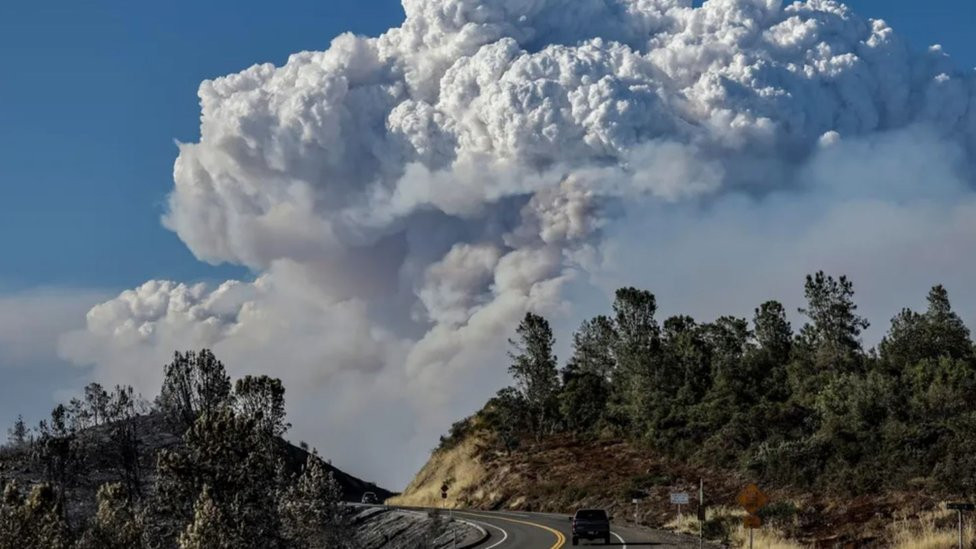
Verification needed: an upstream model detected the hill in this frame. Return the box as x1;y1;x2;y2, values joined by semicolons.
0;412;391;525
0;350;396;547
393;410;962;546
396;276;976;547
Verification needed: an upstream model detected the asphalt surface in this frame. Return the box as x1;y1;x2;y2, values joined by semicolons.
452;508;712;548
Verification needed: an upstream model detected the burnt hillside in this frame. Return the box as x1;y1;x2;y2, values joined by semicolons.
0;412;391;525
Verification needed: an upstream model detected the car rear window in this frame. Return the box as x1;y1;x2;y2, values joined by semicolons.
576;510;608;520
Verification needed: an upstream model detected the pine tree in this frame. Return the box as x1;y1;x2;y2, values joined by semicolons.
753;301;793;365
922;285;972;360
0;481;26;548
610;287;660;431
157;349;232;432
0;482;69;549
234;375;290;436
279;455;351;548
879;285;972;369
7;415;27;446
76;483;144;549
82;382;110;427
558;315;617;432
178;485;236;549
508;312;560;437
153;408;284;548
566;315;617;381
797;272;869;369
105;385;144;498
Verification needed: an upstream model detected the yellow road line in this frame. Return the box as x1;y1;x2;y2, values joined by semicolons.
456;510;566;549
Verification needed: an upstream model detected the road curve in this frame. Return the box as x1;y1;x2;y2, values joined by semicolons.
454;508;712;548
455;510;566;548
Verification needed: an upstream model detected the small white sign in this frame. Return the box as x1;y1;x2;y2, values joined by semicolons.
670;492;690;505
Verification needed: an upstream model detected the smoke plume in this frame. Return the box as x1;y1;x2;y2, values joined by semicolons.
60;0;976;487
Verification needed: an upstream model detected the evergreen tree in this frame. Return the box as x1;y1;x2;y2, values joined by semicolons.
0;482;69;549
105;385;144;498
234;375;290;437
153;408;284;548
881;285;973;368
76;483;144;549
33;404;82;515
558;316;617;432
508;312;560;437
279;455;351;548
797;272;869;368
750;301;793;400
610;287;660;432
558;372;609;432
753;301;792;364
566;315;617;381
483;387;529;451
923;285;972;359
178;485;236;549
7;415;27;446
82;382;110;427
157;349;232;432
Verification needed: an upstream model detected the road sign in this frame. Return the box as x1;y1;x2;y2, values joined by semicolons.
440;483;448;499
948;503;974;548
670;492;690;505
743;514;761;529
737;484;768;514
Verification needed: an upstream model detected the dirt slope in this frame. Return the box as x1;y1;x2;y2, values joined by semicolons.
387;435;489;508
393;429;942;546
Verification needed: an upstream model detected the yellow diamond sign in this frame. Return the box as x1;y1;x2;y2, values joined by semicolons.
736;484;768;515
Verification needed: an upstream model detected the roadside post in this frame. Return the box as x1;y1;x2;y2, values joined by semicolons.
670;491;690;522
441;483;454;549
737;484;768;549
947;502;975;549
632;498;640;524
698;478;704;549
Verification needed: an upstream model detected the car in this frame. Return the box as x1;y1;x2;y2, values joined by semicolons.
571;508;612;545
361;491;379;504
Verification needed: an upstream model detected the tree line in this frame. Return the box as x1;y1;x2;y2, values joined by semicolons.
474;272;976;495
1;350;352;549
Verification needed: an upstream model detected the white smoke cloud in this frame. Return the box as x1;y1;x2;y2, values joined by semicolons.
60;0;976;487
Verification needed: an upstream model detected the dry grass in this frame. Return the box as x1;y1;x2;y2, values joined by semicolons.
387;435;488;508
729;527;805;549
664;505;804;548
887;506;976;549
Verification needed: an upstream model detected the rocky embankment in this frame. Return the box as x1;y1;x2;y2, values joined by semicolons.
353;506;485;548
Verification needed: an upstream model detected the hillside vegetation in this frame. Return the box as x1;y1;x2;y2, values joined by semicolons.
400;272;976;545
0;350;388;548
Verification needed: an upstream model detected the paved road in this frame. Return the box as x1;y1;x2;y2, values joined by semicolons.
454;508;711;548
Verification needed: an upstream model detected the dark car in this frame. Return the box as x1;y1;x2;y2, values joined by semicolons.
361;491;379;504
571;508;611;545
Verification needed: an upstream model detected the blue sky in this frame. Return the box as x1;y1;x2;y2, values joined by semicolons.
0;0;972;294
0;0;405;291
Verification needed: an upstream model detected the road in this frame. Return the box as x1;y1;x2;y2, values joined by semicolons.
452;508;712;548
